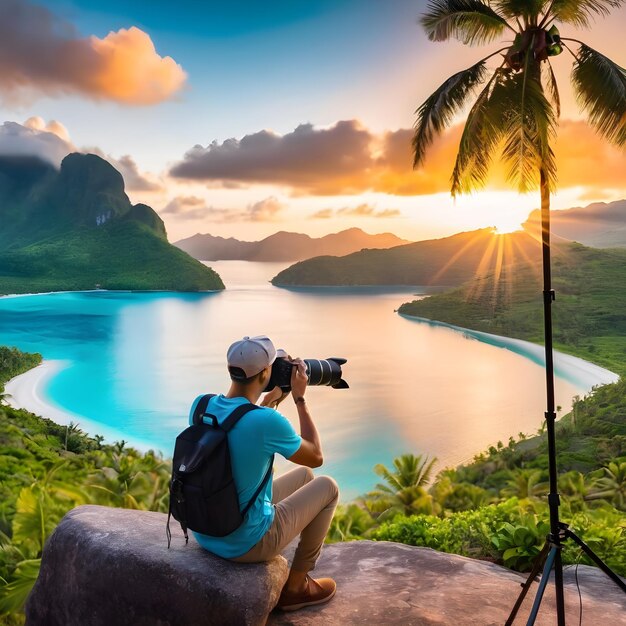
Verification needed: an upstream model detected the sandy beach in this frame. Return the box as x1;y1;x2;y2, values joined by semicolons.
4;360;153;450
401;314;619;389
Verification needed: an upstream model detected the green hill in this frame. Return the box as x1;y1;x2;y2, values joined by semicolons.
271;229;542;287
0;154;224;294
399;242;626;377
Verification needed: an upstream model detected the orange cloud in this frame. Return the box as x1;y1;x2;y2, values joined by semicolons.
169;118;626;197
552;120;626;194
0;1;186;105
311;203;401;219
24;116;71;142
87;27;186;105
160;195;285;223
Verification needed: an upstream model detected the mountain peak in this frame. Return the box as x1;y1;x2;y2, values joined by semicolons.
174;229;410;262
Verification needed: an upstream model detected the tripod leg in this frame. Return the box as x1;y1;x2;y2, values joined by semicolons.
554;549;566;626
564;528;626;593
526;545;559;626
505;543;550;626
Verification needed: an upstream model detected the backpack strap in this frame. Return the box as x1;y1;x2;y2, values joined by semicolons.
192;394;217;426
241;454;274;518
221;403;274;517
220;402;257;432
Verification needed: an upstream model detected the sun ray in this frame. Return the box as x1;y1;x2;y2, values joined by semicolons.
466;232;499;302
429;230;492;285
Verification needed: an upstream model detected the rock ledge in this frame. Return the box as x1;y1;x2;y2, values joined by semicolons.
26;505;288;626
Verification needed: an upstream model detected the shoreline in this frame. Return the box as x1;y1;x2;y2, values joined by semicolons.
0;288;222;300
4;360;154;452
399;313;619;388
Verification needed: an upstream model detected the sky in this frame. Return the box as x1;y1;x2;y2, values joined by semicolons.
0;0;625;242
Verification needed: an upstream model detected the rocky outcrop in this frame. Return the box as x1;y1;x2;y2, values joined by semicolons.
25;506;288;626
271;541;626;625
26;508;626;625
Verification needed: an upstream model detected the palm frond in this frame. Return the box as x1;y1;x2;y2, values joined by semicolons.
549;0;624;28
495;0;546;24
421;0;513;45
570;43;626;146
452;62;557;195
451;68;509;195
500;68;557;192
373;463;404;491
543;60;561;118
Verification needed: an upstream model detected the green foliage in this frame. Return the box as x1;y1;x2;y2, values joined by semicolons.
373;498;533;561
0;349;41;396
491;518;550;570
563;508;626;573
413;59;488;167
272;228;521;287
372;499;626;575
0;559;40;617
0;348;172;620
420;0;511;45
327;504;376;543
366;454;438;519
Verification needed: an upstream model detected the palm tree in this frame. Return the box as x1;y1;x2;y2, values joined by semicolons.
413;0;625;228
587;461;626;510
501;468;547;499
366;453;438;518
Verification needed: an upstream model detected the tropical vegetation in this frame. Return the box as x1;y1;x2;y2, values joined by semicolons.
0;349;172;624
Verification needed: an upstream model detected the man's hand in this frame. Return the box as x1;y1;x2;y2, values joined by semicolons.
290;358;308;401
287;358;323;468
260;386;289;409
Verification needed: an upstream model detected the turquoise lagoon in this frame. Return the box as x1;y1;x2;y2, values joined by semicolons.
0;261;617;498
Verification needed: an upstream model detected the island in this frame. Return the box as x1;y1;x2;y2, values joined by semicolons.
0;153;224;294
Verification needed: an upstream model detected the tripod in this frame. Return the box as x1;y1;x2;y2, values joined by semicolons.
506;177;626;625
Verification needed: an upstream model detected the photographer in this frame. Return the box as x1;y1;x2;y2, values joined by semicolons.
189;335;339;612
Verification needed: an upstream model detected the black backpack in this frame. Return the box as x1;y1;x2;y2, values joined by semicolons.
166;394;274;547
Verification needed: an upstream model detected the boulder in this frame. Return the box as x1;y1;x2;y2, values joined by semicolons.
270;541;626;625
26;508;626;625
25;505;288;626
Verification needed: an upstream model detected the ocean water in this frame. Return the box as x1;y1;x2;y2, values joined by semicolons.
0;261;617;499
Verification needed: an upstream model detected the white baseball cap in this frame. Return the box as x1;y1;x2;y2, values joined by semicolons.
227;335;277;379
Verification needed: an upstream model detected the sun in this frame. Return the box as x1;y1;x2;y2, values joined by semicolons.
493;216;524;235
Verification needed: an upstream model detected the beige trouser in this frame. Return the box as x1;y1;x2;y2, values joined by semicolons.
232;466;339;573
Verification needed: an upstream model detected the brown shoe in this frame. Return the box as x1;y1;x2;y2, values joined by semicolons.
276;576;337;611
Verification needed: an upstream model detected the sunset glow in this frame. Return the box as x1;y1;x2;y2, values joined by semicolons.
0;0;624;242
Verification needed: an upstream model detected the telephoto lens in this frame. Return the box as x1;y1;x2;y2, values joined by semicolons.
265;357;348;392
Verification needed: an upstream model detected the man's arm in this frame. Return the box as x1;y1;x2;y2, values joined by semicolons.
287;359;323;468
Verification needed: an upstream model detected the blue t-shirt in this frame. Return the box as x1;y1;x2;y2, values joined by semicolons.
188;394;302;558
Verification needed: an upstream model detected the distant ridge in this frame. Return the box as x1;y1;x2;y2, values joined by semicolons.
271;228;548;287
271;199;626;288
524;199;626;248
174;228;410;262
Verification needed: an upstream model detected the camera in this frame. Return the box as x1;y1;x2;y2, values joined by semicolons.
264;355;349;392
